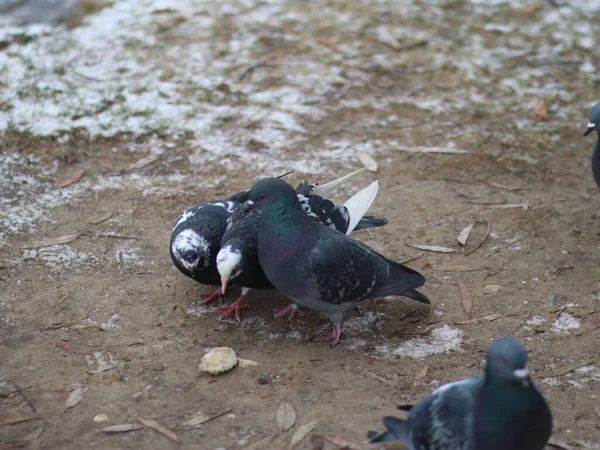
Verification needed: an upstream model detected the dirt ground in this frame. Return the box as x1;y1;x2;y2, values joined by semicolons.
1;1;600;449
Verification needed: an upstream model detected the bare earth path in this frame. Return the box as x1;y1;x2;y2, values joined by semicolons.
1;1;599;449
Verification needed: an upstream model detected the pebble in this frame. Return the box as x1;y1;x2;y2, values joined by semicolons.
93;413;109;423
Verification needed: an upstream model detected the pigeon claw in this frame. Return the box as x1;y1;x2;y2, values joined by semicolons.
273;303;304;321
217;295;249;321
313;324;342;347
201;289;223;306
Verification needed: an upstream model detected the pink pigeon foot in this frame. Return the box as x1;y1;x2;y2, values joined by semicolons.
201;288;223;306
217;292;249;321
273;303;305;321
312;324;342;347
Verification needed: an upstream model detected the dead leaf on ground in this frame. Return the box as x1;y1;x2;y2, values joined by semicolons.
65;384;87;410
325;436;408;449
276;402;297;431
237;358;258;368
21;424;45;441
127;154;160;171
246;433;277;450
547;439;574;450
415;365;429;380
458;282;473;316
88;210;114;225
535;99;549;121
137;416;178;442
486;203;531;209
433;264;476;271
464;221;490;256
456;314;503;325
405;243;455;253
575;315;600;335
593;404;600;418
357;152;378;172
289;419;320;448
0;415;38;426
394;145;468;154
102;423;144;433
57;169;86;188
49;339;94;355
87;364;116;374
457;223;474;246
180;410;210;427
533;360;596;378
23;232;82;249
316;36;340;51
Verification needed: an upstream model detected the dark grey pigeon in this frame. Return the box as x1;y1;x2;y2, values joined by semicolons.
584;102;600;189
369;336;553;450
216;175;388;321
246;177;429;346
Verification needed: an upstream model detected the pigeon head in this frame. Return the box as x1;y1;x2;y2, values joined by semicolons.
247;177;299;208
171;229;210;274
584;102;600;136
216;243;244;294
485;336;529;385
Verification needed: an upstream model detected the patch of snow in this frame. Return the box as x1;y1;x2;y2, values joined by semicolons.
376;324;463;359
526;315;545;326
552;313;581;333
35;244;98;272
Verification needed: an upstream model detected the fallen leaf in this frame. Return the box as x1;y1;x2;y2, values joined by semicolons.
289;419;319;448
24;232;81;249
457;223;474;246
357;152;378;172
21;424;44;441
534;360;596;379
137;416;178;442
65;384;87;410
394;145;468;154
594;404;600;418
127;154;160;171
246;433;277;450
486;203;531;209
483;285;503;294
316;36;340;51
575;315;600;335
324;436;407;449
238;358;258;368
458;282;473;316
547;439;574;450
180;411;210;427
0;415;38;426
49;339;94;355
88;210;114;225
276;402;297;432
102;423;144;433
325;436;363;449
57;169;86;188
535;99;549;121
87;364;116;374
405;243;455;253
433;264;475;271
415;365;429;380
464;221;490;256
456;314;503;325
513;2;542;18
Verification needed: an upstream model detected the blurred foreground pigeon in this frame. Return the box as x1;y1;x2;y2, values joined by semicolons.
246;177;429;346
368;336;552;450
584;102;600;189
217;171;388;320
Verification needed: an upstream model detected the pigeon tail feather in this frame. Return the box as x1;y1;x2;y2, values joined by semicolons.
355;215;389;230
311;167;366;198
369;253;427;300
342;180;379;234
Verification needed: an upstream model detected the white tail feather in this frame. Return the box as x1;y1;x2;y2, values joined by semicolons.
311;167;366;198
343;180;379;235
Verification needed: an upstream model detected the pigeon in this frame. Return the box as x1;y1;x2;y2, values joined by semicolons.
246;177;429;346
216;173;388;320
170;190;250;304
368;336;553;450
584;102;600;189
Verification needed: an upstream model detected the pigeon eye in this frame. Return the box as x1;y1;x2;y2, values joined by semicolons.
260;193;267;199
500;357;509;365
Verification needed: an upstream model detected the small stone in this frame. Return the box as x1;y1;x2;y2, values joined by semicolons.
257;377;270;385
483;284;503;293
93;413;109;423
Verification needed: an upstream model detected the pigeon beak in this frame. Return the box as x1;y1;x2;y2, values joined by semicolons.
221;277;229;295
584;122;596;136
513;368;529;379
